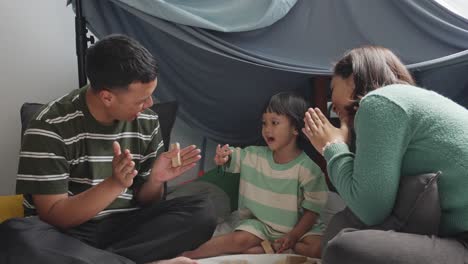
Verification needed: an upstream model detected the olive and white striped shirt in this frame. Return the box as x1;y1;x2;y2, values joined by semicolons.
17;86;164;218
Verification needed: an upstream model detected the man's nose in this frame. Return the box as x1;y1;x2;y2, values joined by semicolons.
144;96;154;109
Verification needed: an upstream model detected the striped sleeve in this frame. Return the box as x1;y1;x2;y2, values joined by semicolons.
299;161;328;214
225;147;245;173
132;115;164;190
17;119;69;194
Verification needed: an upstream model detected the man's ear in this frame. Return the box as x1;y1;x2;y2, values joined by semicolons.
99;89;114;107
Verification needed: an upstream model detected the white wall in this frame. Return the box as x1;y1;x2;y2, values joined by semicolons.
0;1;217;194
0;1;78;194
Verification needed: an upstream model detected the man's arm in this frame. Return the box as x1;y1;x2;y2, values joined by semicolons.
136;144;201;205
33;141;137;229
33;178;125;229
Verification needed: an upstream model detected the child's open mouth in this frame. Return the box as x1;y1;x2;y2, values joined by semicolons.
266;137;275;143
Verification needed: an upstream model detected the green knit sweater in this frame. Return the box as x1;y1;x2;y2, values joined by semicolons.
324;84;468;236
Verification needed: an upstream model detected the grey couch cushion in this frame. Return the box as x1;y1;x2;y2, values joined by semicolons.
375;171;441;235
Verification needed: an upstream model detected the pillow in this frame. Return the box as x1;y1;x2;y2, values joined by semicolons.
374;171;442;235
150;101;178;151
20;101;178;150
197;167;241;212
0;195;23;223
20;103;43;142
324;171;441;249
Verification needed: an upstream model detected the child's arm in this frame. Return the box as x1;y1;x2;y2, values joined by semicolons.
275;209;318;253
214;144;232;166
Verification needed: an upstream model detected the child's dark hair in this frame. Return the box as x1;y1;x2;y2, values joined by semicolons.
86;34;159;91
264;92;310;149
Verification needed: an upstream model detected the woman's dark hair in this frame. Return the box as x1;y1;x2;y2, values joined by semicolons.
334;46;415;115
85;34;159;91
263;92;310;149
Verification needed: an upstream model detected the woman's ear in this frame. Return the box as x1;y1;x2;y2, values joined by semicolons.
293;128;299;136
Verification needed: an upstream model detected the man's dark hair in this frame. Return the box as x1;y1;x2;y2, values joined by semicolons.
85;34;159;91
334;46;415;116
263;92;310;150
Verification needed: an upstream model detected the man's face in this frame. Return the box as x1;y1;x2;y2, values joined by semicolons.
109;79;157;122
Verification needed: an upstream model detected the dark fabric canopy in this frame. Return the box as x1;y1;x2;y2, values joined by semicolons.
74;0;468;144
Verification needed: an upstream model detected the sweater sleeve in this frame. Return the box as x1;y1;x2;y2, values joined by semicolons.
324;95;410;225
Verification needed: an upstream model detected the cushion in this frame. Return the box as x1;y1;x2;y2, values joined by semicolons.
20;101;178;150
197;167;241;212
0;195;23;223
375;171;442;235
150;101;178;151
323;172;442;250
20;103;43;142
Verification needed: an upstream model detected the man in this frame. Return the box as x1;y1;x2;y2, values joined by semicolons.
3;35;216;264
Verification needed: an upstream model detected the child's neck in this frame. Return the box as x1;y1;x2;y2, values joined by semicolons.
272;145;302;164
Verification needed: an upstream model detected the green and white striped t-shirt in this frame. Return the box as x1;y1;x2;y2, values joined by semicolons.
16;86;164;218
227;146;328;233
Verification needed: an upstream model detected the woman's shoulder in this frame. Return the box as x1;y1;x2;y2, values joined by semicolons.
364;84;443;104
359;84;424;114
364;84;420;101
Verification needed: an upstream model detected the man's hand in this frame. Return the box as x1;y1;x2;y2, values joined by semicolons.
111;141;138;188
149;144;201;182
214;144;232;166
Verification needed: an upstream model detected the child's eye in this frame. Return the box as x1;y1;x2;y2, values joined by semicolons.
272;121;279;125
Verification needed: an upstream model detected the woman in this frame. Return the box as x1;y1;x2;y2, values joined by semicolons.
303;46;468;263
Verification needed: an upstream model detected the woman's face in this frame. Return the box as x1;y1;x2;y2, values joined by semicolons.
330;75;355;119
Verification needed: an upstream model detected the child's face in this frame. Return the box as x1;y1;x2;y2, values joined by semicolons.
262;112;299;152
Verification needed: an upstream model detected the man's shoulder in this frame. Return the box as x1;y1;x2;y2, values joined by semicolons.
33;88;84;123
137;108;158;120
134;108;160;131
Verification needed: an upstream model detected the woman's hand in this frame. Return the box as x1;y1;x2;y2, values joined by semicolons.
302;107;349;155
214;144;232;166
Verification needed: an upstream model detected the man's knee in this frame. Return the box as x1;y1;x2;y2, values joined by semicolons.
178;195;217;241
188;195;217;229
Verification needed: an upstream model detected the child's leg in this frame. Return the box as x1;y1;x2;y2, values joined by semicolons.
242;245;265;254
182;231;262;259
294;234;322;258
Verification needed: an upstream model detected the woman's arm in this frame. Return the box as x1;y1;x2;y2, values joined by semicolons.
325;95;410;225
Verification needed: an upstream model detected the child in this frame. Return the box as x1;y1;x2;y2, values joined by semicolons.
183;92;328;259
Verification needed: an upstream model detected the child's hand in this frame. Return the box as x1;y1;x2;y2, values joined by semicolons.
214;144;232;166
274;233;299;253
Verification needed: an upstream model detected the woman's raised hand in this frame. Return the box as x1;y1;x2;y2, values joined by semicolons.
302;108;349;155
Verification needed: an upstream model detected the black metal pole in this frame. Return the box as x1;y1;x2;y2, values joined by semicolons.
75;0;94;88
